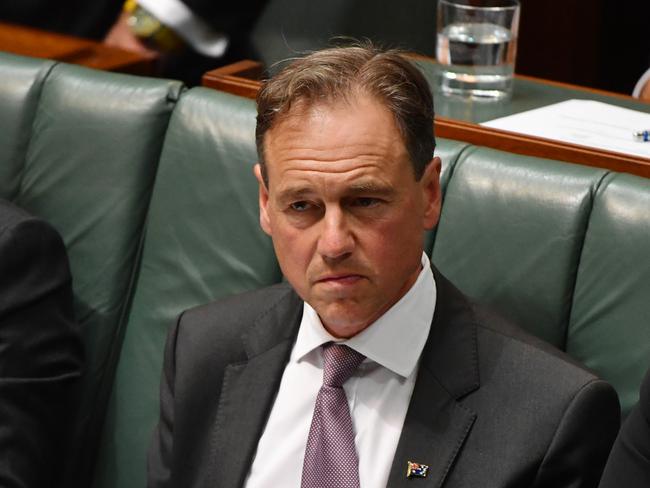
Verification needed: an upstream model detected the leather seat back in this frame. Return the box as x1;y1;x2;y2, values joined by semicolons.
433;148;650;416
7;59;184;487
567;173;650;414
0;53;54;199
93;89;281;488
432;147;607;347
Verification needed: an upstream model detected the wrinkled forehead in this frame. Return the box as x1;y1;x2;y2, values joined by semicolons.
270;88;363;129
264;90;405;151
264;94;403;153
262;95;413;191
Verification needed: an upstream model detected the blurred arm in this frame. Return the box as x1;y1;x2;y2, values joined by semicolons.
132;0;228;57
632;67;650;101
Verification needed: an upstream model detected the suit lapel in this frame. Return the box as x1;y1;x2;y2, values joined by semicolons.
206;289;303;488
387;369;476;487
387;269;480;487
204;269;480;487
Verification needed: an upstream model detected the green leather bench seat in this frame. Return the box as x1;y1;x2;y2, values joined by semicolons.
423;137;471;252
433;147;608;347
0;53;54;199
0;52;184;486
93;88;283;488
0;52;649;488
568;173;650;414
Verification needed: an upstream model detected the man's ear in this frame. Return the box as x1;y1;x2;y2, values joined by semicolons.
254;164;272;236
421;157;442;230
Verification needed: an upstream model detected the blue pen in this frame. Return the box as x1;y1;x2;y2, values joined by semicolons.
633;130;650;142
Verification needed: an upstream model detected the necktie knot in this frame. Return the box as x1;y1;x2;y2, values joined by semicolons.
322;343;365;388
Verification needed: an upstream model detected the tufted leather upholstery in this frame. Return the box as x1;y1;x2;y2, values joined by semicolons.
1;51;184;487
1;51;648;488
0;55;55;199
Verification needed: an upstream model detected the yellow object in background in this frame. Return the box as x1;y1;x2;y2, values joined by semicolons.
123;0;184;52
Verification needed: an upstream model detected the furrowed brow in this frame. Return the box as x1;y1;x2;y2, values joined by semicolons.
276;187;314;203
347;181;395;197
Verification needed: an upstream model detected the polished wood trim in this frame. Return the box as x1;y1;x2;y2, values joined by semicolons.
201;59;650;179
0;21;155;74
202;60;263;98
435;117;650;178
205;59;264;80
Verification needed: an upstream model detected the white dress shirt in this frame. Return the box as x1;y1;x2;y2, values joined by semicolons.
137;0;228;57
244;253;436;487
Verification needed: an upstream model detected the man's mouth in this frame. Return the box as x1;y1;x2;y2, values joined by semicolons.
316;274;364;285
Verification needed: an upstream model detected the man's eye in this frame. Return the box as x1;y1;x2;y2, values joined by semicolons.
290;201;312;212
352;197;380;208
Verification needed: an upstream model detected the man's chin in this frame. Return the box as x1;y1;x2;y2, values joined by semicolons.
314;303;376;339
322;321;370;339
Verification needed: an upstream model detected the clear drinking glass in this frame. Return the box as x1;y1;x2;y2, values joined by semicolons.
436;0;520;100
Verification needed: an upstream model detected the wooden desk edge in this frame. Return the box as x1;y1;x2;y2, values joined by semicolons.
0;21;157;75
202;59;650;179
202;60;264;98
436;117;650;178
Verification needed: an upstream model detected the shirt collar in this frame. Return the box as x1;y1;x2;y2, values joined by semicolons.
292;253;436;378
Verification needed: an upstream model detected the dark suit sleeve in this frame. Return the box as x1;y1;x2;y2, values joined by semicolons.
147;313;182;488
532;379;620;488
0;217;83;488
598;370;650;488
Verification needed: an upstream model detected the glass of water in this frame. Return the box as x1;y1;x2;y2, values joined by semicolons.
436;0;520;101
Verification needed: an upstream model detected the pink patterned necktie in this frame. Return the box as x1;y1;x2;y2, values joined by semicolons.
301;343;366;488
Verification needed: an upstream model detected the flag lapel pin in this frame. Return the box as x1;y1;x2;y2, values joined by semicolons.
406;461;429;478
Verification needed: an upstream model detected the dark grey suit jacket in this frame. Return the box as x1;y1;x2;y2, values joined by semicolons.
0;199;83;488
148;268;620;487
599;368;650;488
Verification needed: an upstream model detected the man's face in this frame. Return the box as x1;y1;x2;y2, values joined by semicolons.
255;94;441;338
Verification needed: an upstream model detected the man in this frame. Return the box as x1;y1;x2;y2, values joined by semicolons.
0;199;83;487
148;44;620;487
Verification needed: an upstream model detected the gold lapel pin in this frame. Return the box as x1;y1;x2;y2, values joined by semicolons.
406;461;429;478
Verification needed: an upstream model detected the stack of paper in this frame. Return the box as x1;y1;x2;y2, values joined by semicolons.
481;99;650;159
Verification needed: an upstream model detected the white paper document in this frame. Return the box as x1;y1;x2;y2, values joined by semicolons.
481;99;650;159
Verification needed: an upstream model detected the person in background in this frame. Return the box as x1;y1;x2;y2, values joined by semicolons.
0;199;83;488
0;1;122;40
148;43;620;488
633;69;650;100
599;368;650;488
104;0;268;85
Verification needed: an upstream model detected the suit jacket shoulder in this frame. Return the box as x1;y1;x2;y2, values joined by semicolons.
175;282;300;369
473;302;603;391
0;199;82;488
411;271;620;488
148;282;303;487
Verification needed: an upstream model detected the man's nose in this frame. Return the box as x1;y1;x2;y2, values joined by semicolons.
317;207;354;261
